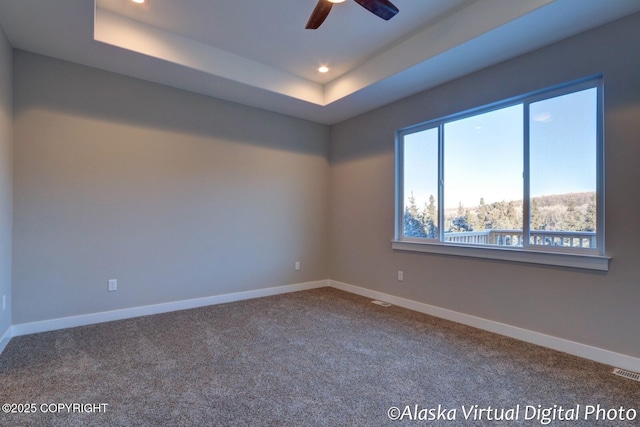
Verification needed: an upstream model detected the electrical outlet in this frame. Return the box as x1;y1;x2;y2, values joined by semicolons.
108;279;118;292
295;261;301;271
397;271;404;281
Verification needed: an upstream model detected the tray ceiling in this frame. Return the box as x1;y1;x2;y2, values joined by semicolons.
1;0;639;124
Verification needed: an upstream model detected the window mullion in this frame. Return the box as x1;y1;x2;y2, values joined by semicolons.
596;80;605;253
395;132;405;240
523;102;531;249
438;123;445;243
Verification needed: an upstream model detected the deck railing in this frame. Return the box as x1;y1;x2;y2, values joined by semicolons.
444;229;596;248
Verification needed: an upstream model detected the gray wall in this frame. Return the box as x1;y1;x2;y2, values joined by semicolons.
13;51;329;324
329;13;640;358
8;13;640;360
0;24;12;337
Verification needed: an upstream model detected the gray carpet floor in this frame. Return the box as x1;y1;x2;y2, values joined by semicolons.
0;287;638;426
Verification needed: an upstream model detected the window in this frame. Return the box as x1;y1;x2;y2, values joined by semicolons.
394;77;607;270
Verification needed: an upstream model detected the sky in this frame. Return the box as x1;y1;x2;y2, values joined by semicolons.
403;87;597;210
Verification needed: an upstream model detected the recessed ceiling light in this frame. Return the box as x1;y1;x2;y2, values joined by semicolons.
131;0;146;4
328;0;346;3
318;66;329;73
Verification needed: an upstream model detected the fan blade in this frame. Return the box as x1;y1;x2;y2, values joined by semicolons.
305;0;333;29
353;0;399;21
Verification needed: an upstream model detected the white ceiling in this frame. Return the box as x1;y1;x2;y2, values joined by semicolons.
1;0;639;124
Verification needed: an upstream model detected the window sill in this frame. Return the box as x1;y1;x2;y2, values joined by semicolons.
391;240;610;271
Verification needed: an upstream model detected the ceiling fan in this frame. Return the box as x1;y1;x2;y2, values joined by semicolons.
305;0;399;29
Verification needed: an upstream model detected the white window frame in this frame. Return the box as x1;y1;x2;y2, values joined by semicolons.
393;76;609;271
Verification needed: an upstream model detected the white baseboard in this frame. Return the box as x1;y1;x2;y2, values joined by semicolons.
0;325;12;355
5;278;639;374
11;280;328;338
328;280;640;373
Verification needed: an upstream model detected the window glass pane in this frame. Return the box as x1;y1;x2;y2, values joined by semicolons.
443;105;524;246
529;88;598;249
403;128;439;238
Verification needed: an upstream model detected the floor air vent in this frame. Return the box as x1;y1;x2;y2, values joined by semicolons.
371;300;392;307
612;368;640;382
